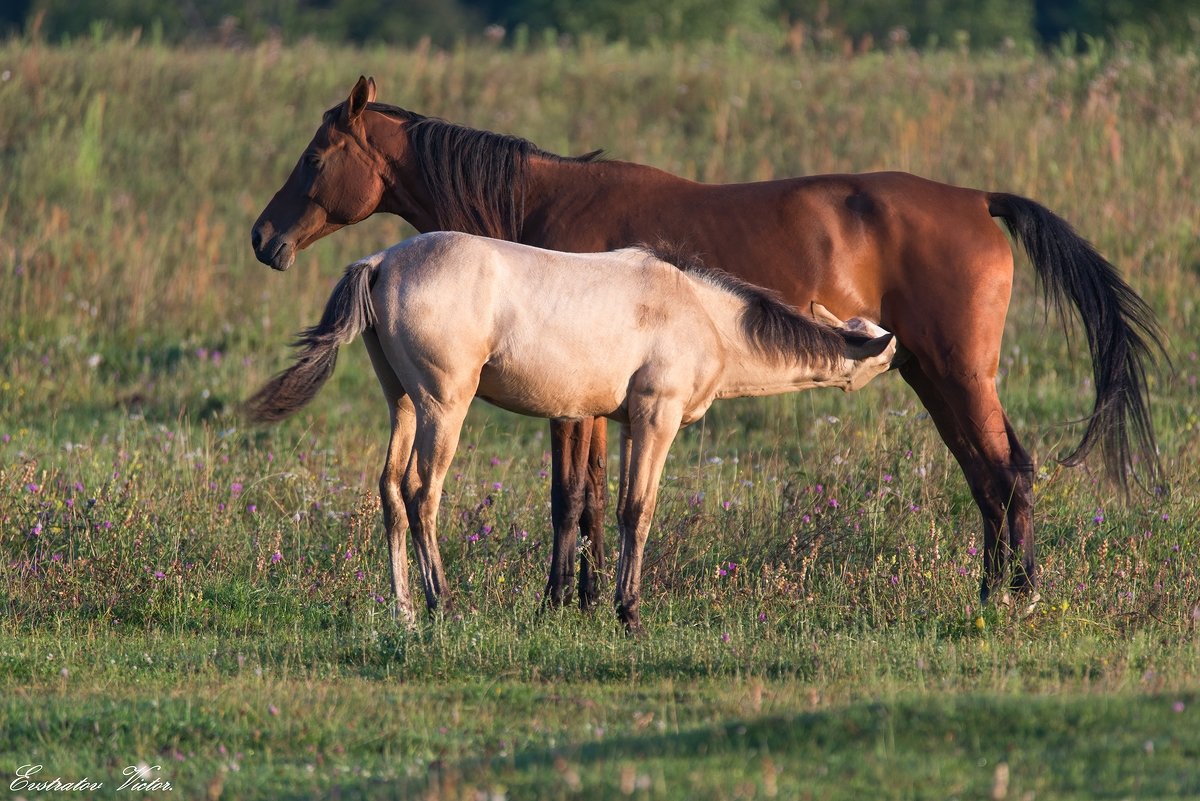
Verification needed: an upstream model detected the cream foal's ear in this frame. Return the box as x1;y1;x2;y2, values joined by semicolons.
809;302;845;328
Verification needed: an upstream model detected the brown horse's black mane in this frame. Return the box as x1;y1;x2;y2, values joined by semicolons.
364;101;605;241
639;242;844;368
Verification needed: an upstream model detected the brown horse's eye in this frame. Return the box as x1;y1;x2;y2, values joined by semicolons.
304;152;322;170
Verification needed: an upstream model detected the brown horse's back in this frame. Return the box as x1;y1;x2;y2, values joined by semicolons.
537;166;1012;372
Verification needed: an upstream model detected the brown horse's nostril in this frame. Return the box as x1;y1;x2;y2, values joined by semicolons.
251;227;263;252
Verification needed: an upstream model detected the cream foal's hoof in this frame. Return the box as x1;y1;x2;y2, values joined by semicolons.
997;591;1041;619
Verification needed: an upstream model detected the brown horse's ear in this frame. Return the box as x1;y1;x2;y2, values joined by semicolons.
344;75;375;123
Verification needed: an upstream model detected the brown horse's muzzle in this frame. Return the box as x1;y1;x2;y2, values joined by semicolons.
251;224;296;271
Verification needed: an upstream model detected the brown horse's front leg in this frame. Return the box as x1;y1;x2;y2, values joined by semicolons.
577;417;608;611
544;417;593;609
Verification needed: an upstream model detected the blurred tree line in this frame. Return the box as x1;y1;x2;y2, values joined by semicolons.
4;0;1198;49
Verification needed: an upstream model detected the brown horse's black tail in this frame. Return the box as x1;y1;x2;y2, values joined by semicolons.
245;258;378;423
988;192;1165;491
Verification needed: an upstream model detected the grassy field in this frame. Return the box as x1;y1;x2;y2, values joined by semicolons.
2;34;1200;799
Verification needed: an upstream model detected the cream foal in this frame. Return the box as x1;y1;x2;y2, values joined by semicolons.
249;231;897;632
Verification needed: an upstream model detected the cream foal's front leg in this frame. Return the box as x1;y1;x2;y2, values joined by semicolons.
614;398;683;634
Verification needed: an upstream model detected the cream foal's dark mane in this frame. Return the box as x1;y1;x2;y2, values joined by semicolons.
637;242;844;367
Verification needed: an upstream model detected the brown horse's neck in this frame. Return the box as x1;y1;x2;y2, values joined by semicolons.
369;118;441;233
523;157;694;248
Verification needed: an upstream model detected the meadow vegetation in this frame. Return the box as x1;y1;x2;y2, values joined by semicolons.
1;35;1199;798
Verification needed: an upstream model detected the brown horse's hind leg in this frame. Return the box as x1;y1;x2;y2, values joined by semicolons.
900;361;1035;605
577;417;608;611
545;417;593;608
1003;417;1037;595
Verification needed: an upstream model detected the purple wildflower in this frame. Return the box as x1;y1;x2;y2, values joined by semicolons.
270;551;282;564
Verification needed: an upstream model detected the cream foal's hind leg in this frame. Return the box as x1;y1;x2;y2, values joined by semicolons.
380;397;417;626
402;393;472;614
363;329;418;626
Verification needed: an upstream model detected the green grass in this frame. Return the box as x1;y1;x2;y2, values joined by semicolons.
2;33;1200;799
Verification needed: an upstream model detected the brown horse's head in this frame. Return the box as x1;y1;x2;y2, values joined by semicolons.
252;76;389;271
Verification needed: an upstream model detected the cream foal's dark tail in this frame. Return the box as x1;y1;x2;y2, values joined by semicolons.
245;258;378;423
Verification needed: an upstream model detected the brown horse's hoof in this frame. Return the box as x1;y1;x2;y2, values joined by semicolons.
615;599;641;635
426;593;454;616
539;585;573;612
578;590;600;614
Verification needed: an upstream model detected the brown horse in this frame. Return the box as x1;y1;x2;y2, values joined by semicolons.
251;76;1163;612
